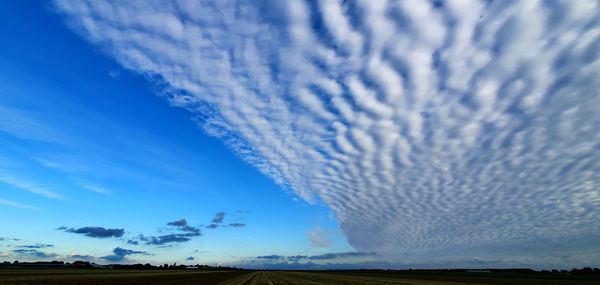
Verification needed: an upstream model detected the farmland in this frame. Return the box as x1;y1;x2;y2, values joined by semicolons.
1;269;599;285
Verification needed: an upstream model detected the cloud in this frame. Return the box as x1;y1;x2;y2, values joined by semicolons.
137;233;195;245
0;237;20;242
186;256;194;261
206;212;226;229
11;249;58;259
101;247;149;262
228;223;245;228
167;218;201;234
287;255;308;261
254;252;373;263
211;212;226;224
0;198;40;211
241;261;374;270
306;227;330;247
54;0;600;265
108;69;121;79
62;226;125;238
68;254;96;261
307;251;374;260
256;255;284;260
167;219;188;227
0;176;64;199
113;247;147;256
81;184;111;195
0;106;68;144
131;219;202;246
244;253;600;270
17;244;54;249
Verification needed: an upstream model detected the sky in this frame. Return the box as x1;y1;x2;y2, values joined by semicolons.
0;0;599;270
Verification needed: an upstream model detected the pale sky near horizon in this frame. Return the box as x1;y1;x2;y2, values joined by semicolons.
1;0;599;269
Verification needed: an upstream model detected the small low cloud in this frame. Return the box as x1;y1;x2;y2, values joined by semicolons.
101;247;148;262
0;237;21;242
306;227;330;247
61;226;124;238
288;255;308;261
307;251;374;260
212;212;225;223
228;223;245;228
17;244;54;249
206;212;226;229
256;255;284;260
12;249;58;259
167;218;201;235
68;254;95;261
186;256;194;261
167;219;187;227
137;233;196;245
253;252;374;263
130;219;202;246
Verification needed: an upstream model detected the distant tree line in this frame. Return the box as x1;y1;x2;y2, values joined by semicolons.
111;262;240;270
1;260;598;274
397;268;600;274
0;260;240;271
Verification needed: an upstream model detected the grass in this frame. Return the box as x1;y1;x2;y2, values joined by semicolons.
0;269;248;285
1;269;599;284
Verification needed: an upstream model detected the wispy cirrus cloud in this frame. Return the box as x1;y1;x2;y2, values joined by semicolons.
80;184;111;196
306;226;330;248
0;106;68;144
54;0;600;265
0;176;65;200
0;198;41;211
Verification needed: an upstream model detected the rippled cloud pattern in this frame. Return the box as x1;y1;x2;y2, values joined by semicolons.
54;0;600;263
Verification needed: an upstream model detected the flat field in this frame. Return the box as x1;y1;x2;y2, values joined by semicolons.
1;269;599;285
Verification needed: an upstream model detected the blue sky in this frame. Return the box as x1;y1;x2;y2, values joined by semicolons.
0;1;353;267
1;0;600;269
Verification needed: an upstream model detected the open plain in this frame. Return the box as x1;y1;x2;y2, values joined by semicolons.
1;269;599;285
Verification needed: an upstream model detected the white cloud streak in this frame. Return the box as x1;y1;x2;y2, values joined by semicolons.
0;198;41;211
53;0;600;264
306;226;331;248
0;176;65;200
81;184;111;196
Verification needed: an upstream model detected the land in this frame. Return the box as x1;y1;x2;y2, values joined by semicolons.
1;269;600;285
